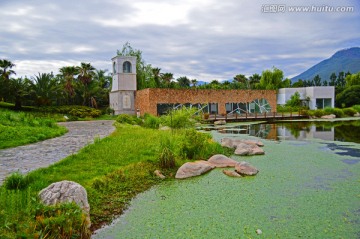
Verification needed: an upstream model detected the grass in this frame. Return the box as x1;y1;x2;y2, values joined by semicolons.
0;122;231;238
0;108;68;149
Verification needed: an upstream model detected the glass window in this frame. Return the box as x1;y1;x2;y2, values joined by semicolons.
113;61;116;74
123;61;132;73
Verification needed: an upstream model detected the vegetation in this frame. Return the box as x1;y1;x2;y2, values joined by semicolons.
0;109;67;149
0;110;231;237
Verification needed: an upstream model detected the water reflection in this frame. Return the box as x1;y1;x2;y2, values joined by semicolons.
215;120;360;143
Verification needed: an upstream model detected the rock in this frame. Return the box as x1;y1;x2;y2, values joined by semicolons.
256;229;263;235
208;154;238;167
214;120;226;125
222;170;242;177
234;143;264;156
159;126;171;130
235;161;259;176
175;160;215;179
354;112;360;117
321;114;336;119
39;180;91;227
221;138;264;148
154;170;166;179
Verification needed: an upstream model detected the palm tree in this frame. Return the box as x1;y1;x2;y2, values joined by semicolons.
59;66;78;104
30;73;59;106
92;69;112;107
249;73;261;89
161;72;173;88
0;59;16;102
9;77;31;109
176;76;191;88
191;79;198;88
152;67;161;87
76;63;95;106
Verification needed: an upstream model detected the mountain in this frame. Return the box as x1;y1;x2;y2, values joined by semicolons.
291;47;360;82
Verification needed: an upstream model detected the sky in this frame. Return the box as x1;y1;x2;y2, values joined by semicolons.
1;0;359;82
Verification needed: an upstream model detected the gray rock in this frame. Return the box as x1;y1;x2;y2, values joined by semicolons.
235;161;259;176
175;160;215;179
159;126;171;130
39;180;91;228
222;170;242;177
154;170;166;179
214;120;226;125
234;143;265;156
321;114;336;119
221;138;264;149
208;154;238;167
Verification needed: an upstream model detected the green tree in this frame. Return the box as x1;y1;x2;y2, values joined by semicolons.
92;69;112;107
329;72;337;86
191;79;198;88
9;77;31;109
30;73;59;106
345;72;360;87
161;72;173;88
59;66;78;104
285;91;301;107
152;67;161;88
313;74;322;86
292;79;304;88
249;73;261;89
77;62;95;106
233;74;248;88
257;67;284;90
176;76;190;88
336;85;360;107
0;59;16;102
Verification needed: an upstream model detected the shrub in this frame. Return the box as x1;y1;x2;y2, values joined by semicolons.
343;108;357;117
4;172;31;190
39;105;101;118
143;114;161;129
332;108;344;118
116;114;142;125
158;147;176;169
313;109;325;118
352;105;360;113
161;107;198;129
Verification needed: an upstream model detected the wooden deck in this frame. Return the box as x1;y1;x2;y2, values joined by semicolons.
204;112;308;123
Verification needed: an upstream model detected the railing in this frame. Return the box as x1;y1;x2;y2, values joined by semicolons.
206;111;306;121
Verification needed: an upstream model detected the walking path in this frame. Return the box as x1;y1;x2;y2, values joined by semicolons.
0;120;115;184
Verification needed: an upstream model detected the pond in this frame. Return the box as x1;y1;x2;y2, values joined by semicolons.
93;120;360;238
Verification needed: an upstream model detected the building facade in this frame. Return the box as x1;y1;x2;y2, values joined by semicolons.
277;86;335;109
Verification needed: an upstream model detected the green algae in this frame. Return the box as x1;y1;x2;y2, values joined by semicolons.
94;133;360;239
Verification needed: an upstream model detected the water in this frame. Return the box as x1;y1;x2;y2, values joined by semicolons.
93;120;360;238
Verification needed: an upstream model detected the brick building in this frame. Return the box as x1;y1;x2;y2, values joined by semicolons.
110;55;277;116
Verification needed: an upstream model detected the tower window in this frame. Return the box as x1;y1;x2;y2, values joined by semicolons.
113;61;116;74
123;61;132;73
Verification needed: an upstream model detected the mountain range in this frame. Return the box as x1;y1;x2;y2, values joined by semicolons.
291;47;360;82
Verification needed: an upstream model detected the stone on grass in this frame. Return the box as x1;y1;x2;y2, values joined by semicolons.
208;154;238;167
234;143;264;156
235;161;259;176
154;170;166;179
159;126;171;130
222;170;242;177
321;114;336;119
221;138;264;149
38;180;91;228
175;160;215;179
214;120;226;125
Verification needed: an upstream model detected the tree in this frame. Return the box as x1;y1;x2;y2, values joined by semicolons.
59;66;78;104
233;74;249;88
257;67;284;90
285;91;301;107
336;85;360;107
30;73;59;106
292;79;304;88
249;73;261;89
161;73;173;87
345;72;360;87
176;76;190;88
92;69;112;107
9;77;31;109
313;74;322;86
329;72;337;86
0;59;16;102
336;71;346;88
77;62;95;106
152;67;161;88
191;79;198;88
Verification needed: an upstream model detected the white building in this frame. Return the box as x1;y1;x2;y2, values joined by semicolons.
109;55;137;115
277;86;335;109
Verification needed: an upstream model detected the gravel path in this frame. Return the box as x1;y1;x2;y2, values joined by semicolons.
0;120;115;184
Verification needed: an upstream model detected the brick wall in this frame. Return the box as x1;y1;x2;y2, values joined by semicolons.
135;88;277;116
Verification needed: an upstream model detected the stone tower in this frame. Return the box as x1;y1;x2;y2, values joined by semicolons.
109;56;137;115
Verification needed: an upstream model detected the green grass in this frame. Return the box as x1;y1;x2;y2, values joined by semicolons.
0;109;68;149
0;123;229;238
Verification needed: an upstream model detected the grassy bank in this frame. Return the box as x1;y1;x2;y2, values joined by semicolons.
0;123;231;238
0;109;68;149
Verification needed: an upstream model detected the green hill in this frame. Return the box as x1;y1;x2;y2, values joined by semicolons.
292;47;360;82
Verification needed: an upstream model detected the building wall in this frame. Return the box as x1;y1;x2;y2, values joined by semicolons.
135;88;277;115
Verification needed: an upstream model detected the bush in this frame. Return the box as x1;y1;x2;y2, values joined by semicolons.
38;105;101;118
4;172;31;190
161;107;198;129
116;114;142;125
313;109;325;118
352;105;360;113
143;114;161;129
323;107;344;118
343;108;357;116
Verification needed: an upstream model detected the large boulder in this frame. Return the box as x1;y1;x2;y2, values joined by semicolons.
38;180;91;227
234;143;265;156
175;160;215;179
208;154;238;167
235;161;259;176
221;138;264;149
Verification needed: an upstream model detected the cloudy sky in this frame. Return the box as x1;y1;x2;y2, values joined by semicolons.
1;0;359;82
